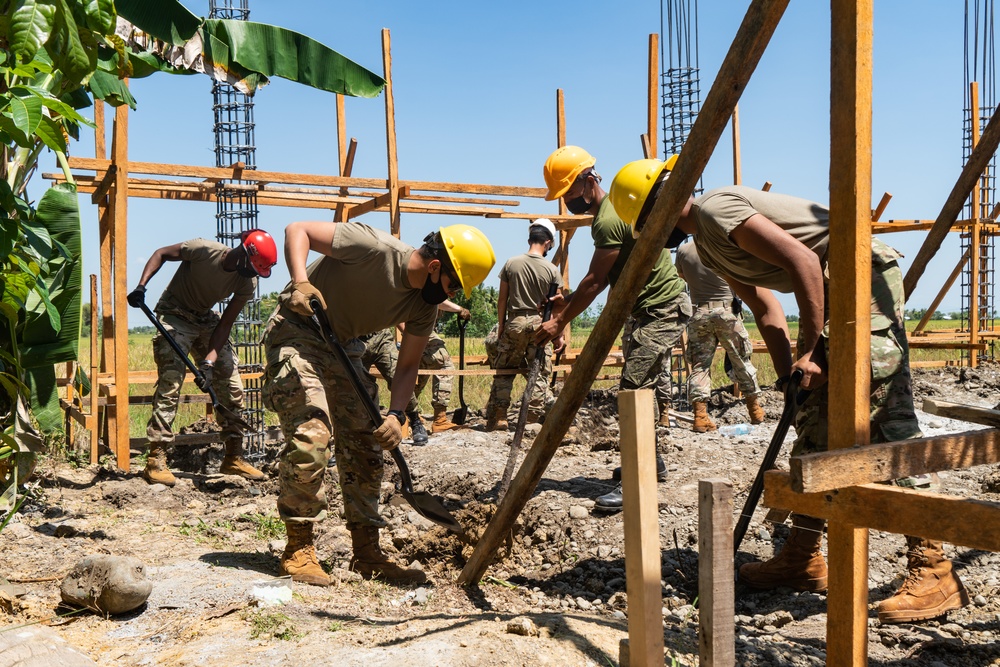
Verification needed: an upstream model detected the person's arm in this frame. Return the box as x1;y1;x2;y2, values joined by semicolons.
284;221;338;283
728;213;826;388
204;295;250;365
727;279;792;379
437;299;471;321
128;243;185;307
496;279;509;337
535;248;617;343
392;331;430;412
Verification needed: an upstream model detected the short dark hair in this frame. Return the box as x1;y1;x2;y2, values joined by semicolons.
528;226;552;246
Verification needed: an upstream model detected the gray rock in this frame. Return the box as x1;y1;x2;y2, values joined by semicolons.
506;616;539;636
975;594;988;606
60;555;152;615
569;505;589;520
0;624;97;667
576;597;592;611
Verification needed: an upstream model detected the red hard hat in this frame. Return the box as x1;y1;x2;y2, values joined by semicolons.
240;229;277;278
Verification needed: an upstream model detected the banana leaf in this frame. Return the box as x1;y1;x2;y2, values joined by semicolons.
23;366;59;434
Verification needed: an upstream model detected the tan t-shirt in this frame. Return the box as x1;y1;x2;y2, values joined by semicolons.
157;238;256;315
499;252;561;319
692;186;830;293
304;223;437;341
674;242;733;304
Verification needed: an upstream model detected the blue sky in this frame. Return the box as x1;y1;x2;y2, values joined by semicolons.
48;1;979;316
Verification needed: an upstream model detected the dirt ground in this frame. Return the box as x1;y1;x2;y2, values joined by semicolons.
2;365;1000;666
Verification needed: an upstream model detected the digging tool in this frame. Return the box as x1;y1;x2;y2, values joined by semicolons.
130;299;254;432
307;298;467;538
549;350;562;389
452;318;470;425
498;282;560;501
733;369;806;556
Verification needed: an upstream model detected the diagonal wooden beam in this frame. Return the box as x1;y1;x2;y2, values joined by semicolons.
458;0;791;586
345;186;410;220
90;165;117;205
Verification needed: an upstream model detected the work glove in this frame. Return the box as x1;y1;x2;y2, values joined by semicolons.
196;360;214;393
127;285;146;308
459;308;471;321
287;281;326;316
373;413;403;451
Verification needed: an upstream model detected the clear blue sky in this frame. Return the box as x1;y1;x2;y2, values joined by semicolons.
47;0;978;317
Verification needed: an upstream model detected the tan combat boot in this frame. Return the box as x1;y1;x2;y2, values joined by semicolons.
349;526;427;585
142;443;177;487
692;401;717;433
485;406;508;432
657;403;671;427
746;394;766;424
431;407;459;433
279;522;329;586
220;440;265;480
739;514;828;592
877;537;969;624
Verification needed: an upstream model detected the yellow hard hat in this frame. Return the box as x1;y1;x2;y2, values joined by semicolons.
608;154;679;228
543;145;596;200
439;224;496;298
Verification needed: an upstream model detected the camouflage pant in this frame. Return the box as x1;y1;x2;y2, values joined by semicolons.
486;314;555;418
147;308;244;447
414;333;453;412
685;302;760;403
484;323;499;368
262;316;386;529
360;328;420;422
791;260;922;458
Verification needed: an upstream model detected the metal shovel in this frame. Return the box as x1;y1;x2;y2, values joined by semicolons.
452;318;469;425
131;299;255;432
307;298;467;539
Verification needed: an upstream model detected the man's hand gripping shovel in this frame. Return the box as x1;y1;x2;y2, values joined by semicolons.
129;297;254;432
307;297;468;540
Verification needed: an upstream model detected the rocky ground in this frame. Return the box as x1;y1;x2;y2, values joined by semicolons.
2;365;1000;666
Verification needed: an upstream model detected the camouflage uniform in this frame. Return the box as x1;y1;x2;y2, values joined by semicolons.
685;301;760;403
486;315;555;420
413;332;453;412
148;305;244;448
263;313;386;528
620;294;691;393
647;324;674;410
484;323;499;368
360;328;420;421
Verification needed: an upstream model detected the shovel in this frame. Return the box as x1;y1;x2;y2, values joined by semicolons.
130;299;254;432
733;369;806;556
307;298;467;539
452;318;469;425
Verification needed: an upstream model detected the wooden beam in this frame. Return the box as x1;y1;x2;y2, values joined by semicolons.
334;138;358;223
922;397;1000;427
970;82;982;367
382;29;401;237
111;93;130;471
345;186;410;221
698;479;735;667
647;33;658;160
871;191;892;221
765;470;1000;551
619;390;664;667
88;275;100;465
789;428;1000;493
90;164;116;204
914;247;971;333
732;104;742;185
903;98;1000;300
458;0;791;586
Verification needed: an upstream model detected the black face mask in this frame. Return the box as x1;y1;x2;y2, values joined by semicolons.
232;248;258;278
421;272;449;305
565;194;592;215
665;227;689;249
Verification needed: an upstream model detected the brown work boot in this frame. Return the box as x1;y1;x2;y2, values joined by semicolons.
657;403;671;427
746;394;766;424
877;537;969;624
349;526;427;585
220;440;265;480
485;406;508;432
692;401;717;433
431;407;459;433
279;522;329;586
739;514;828;592
141;444;177;487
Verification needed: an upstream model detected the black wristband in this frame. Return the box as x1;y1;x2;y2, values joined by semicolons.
387;409;405;423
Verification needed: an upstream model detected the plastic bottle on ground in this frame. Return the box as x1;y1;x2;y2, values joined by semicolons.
718;423;752;437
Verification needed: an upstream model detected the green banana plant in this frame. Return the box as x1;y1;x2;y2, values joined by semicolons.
0;0;385;499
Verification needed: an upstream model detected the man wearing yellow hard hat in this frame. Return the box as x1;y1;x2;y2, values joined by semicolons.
536;146;691;511
262;221;495;587
608;157;967;625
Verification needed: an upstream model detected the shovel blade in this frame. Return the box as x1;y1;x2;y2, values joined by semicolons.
214;402;255;432
452;407;468;426
400;489;467;538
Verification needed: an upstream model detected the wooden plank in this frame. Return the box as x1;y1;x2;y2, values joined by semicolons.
915;247;970;333
129;433;224;450
90;165;117;204
732;104;742;185
970;82;982;367
922;397;1000;427
647;33;659;160
382;29;401;237
619;390;664;667
89;275;100;464
459;0;791;586
334;137;357;223
828;1;873;663
873;219;996;233
870;192;892;221
112;95;130;472
765;470;1000;551
789;428;1000;493
345;186;409;221
698;478;735;667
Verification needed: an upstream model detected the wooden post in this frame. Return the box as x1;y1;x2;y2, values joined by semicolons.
619;390;664;667
915;247;971;333
732;104;742;185
89;274;100;465
458;0;791;585
699;479;735;667
381;29;401;238
334;138;358;223
969;82;981;367
648;33;659;160
111;91;131;471
827;1;872;664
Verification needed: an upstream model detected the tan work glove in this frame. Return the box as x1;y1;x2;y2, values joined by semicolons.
373;413;403;451
287;281;326;316
459;307;471;321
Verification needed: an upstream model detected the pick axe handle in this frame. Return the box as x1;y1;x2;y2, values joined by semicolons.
133;300;219;406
